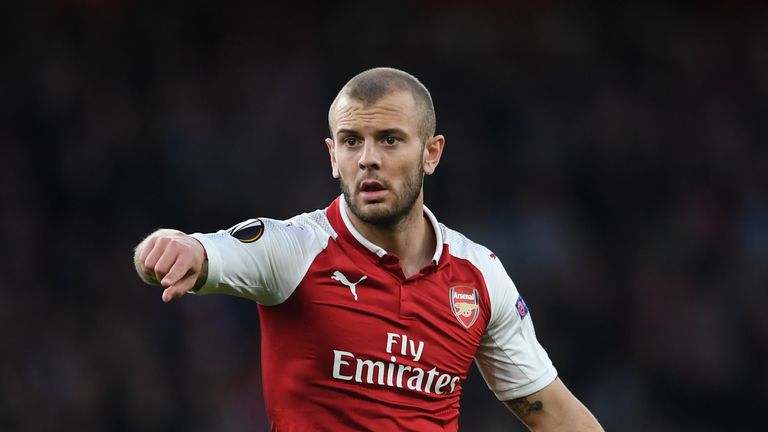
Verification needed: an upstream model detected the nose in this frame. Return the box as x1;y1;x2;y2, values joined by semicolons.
358;140;381;170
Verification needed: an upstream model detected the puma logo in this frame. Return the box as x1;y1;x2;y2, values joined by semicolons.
331;271;367;301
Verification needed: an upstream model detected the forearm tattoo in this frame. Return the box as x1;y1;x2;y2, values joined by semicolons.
507;398;543;417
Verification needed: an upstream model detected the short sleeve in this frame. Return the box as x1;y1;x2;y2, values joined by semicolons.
474;257;558;400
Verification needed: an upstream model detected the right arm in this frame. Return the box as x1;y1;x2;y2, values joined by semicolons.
134;217;328;304
133;229;208;302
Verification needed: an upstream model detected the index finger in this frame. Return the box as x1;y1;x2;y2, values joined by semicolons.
160;254;194;288
161;273;197;303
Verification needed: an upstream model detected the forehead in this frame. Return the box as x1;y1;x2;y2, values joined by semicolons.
330;91;420;135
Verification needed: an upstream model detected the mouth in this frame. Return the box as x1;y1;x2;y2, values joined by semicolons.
358;179;388;201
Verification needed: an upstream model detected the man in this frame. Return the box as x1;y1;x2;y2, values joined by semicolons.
134;67;603;431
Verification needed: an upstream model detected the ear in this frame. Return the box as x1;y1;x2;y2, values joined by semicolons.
422;134;445;175
325;138;340;178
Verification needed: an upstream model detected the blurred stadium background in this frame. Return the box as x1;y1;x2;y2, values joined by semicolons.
2;1;766;430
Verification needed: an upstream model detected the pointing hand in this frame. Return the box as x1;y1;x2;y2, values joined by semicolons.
134;229;207;302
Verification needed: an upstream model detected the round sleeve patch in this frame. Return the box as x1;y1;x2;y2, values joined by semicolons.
229;219;265;243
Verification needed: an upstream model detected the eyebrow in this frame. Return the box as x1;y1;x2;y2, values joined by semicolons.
377;128;408;137
335;128;359;137
335;128;409;137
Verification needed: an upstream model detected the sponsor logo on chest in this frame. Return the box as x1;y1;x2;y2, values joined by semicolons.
332;332;461;396
450;286;480;329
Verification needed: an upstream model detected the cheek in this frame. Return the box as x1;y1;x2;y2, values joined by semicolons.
336;160;356;178
335;159;361;185
400;159;424;177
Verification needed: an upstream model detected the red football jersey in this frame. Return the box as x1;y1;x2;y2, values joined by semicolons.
192;196;556;431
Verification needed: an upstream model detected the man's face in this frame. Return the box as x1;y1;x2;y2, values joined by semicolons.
326;91;427;227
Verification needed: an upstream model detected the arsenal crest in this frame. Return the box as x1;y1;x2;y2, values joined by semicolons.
450;286;480;329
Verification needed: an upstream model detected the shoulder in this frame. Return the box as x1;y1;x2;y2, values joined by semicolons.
441;224;501;274
283;208;338;241
234;208;336;246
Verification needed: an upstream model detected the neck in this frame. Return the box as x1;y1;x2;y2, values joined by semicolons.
345;196;436;278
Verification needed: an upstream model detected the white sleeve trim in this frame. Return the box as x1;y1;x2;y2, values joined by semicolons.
191;232;223;294
491;365;558;401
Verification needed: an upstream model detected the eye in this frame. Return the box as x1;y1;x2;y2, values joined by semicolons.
384;136;398;145
343;137;359;146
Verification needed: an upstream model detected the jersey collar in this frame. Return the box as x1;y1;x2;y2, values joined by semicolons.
331;195;444;265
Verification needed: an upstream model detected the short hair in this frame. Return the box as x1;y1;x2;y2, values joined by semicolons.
328;67;436;142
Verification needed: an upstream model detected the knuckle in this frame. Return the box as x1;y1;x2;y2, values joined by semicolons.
167;238;185;253
142;238;157;255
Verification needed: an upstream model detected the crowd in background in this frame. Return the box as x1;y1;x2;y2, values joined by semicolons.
2;1;766;430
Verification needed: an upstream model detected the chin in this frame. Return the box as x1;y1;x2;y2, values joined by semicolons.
352;201;408;227
353;200;388;217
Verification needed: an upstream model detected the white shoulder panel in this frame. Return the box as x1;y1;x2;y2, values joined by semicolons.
441;225;558;400
191;209;334;306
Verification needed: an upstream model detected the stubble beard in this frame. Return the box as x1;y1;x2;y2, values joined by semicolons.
340;161;424;229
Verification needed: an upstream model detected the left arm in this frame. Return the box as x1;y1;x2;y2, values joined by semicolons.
503;377;603;432
470;252;602;431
